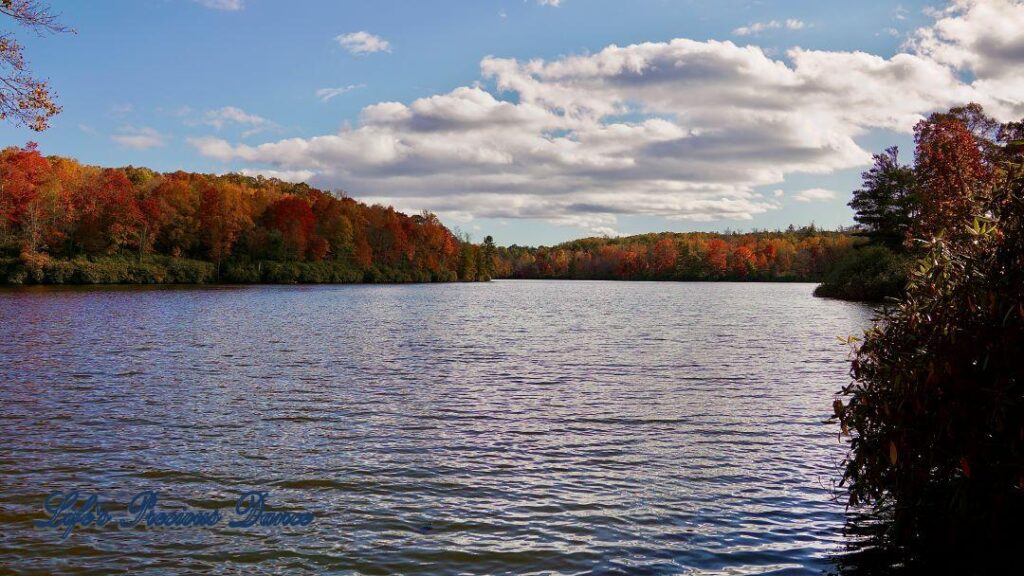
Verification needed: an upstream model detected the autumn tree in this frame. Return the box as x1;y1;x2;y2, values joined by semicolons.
413;211;458;276
836;121;1024;555
705;239;729;277
151;173;200;257
913;112;993;240
458;233;478;281
199;182;251;273
496;228;857;283
0;147;486;285
1;0;71;131
265;196;317;261
731;244;755;278
0;142;48;248
25;154;75;252
937;103;1004;164
651;237;677;277
311;193;353;259
71;169;145;255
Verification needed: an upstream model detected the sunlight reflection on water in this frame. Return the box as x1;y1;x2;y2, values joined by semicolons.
0;281;875;574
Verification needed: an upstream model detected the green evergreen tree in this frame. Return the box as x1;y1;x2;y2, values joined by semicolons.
848;147;918;249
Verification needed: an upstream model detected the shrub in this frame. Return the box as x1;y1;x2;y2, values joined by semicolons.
261;261;301;284
164;257;215;283
1;256;26;284
222;262;262;283
298;262;330;283
836;162;1024;544
0;255;216;285
19;251;51;283
433;269;458;283
43;259;78;284
814;245;910;301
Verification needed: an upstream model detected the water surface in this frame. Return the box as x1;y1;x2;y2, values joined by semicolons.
0;281;874;574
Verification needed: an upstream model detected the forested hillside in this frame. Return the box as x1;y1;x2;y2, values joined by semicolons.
0;144;493;284
495;228;857;282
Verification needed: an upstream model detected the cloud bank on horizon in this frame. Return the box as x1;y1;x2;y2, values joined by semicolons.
189;0;1024;234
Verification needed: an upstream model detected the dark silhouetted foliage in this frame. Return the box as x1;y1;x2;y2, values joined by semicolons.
848;147;917;249
835;104;1024;550
813;245;910;302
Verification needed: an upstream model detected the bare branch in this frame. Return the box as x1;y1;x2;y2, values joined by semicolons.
0;0;71;131
0;0;72;35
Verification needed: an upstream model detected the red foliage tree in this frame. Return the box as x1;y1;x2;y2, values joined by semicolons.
0;143;49;243
652;237;678;276
731;245;756;278
199;182;251;269
705;239;729;276
266;196;318;261
914;114;993;239
0;146;474;283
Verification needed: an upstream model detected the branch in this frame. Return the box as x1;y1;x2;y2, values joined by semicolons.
0;0;73;35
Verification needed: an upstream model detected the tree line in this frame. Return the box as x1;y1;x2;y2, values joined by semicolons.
0;145;494;284
494;227;857;282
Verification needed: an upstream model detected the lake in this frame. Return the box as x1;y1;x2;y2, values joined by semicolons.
0;281;875;574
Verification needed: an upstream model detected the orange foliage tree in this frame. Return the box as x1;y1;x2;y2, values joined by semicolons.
0;146;472;283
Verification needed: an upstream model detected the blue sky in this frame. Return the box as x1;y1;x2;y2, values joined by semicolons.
2;0;1020;245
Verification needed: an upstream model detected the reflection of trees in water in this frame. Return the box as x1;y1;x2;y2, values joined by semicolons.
830;509;1021;575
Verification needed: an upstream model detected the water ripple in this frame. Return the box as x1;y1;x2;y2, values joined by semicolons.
0;281;873;574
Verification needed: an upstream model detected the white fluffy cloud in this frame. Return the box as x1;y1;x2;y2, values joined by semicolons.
191;0;1024;233
112;126;166;150
336;32;391;55
908;0;1024;117
196;106;274;138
